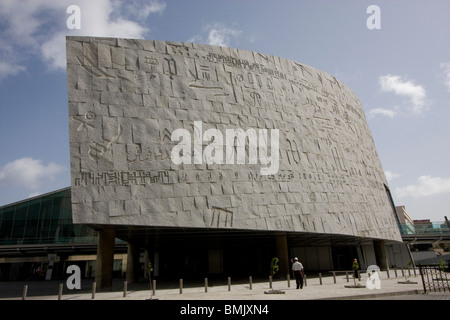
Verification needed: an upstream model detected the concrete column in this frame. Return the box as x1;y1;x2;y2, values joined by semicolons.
95;227;115;290
373;240;389;271
275;234;289;277
126;242;140;283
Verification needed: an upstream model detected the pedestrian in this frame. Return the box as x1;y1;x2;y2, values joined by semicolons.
352;258;359;279
291;257;305;289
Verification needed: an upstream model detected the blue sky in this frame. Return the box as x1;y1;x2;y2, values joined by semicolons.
1;0;450;222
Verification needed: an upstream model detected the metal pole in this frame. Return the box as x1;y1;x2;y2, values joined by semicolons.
419;265;427;293
152;279;156;296
58;283;64;300
269;276;272;289
91;282;96;299
205;278;208;293
22;285;28;300
333;271;336;284
123;281;127;297
319;273;322;285
179;279;183;294
249;276;252;290
287;274;290;288
228;277;231;291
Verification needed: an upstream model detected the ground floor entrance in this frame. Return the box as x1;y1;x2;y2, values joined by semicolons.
0;227;412;287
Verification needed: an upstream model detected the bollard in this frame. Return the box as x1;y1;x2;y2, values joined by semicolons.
123;281;127;297
394;268;398;278
357;270;361;281
91;282;96;299
58;283;64;300
249;276;252;290
205;278;208;293
304;274;307;286
228;277;231;291
333;271;336;284
346;271;349;282
408;267;411;277
22;285;28;300
153;279;156;296
387;269;390;279
287;274;290;288
401;268;404;277
269;276;272;289
319;273;322;285
413;267;417;276
180;279;183;294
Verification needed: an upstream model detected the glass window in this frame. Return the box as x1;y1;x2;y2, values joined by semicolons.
0;206;15;244
37;196;54;243
12;203;27;243
23;198;41;243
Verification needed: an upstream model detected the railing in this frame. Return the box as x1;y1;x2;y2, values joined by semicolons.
419;264;450;293
398;221;450;236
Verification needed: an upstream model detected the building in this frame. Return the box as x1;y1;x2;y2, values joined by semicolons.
2;36;410;287
396;205;415;234
0;188;127;281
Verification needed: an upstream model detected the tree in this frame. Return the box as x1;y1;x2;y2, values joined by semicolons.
271;257;280;277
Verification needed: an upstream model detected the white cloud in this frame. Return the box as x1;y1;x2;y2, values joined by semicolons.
207;25;242;47
0;61;26;80
189;23;242;47
440;62;450;92
41;32;67;70
42;0;152;70
368;108;397;118
0;157;65;191
0;0;166;75
395;175;450;198
379;74;428;115
122;0;166;20
0;0;65;48
385;171;400;182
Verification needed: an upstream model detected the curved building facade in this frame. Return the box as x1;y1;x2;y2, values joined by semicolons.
66;37;404;286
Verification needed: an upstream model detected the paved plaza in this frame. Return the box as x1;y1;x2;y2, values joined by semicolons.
1;270;448;301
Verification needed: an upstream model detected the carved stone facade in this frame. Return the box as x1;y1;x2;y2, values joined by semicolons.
67;36;402;242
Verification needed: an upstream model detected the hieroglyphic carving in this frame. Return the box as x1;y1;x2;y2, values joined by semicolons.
163;58;177;79
211;206;233;227
76;56;116;79
71;111;123;161
67;37;402;242
72;112;96;131
74;170;169;186
88;125;123;161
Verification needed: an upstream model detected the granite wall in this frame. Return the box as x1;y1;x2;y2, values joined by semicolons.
66;36;402;242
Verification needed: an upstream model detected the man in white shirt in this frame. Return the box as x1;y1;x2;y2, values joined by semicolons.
292;257;305;289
